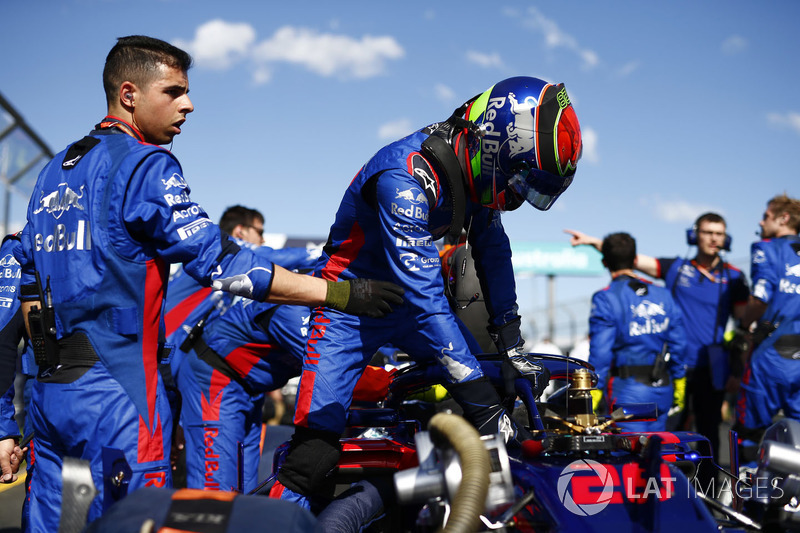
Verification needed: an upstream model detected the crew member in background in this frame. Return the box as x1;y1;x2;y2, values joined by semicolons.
736;194;800;441
567;212;748;481
0;233;26;484
587;232;686;432
163;204;320;486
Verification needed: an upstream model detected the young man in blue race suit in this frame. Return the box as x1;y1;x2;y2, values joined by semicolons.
270;76;583;509
16;35;403;531
737;194;800;435
588;233;687;432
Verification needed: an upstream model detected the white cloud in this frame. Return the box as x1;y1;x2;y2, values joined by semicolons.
767;111;800;135
516;7;599;69
648;198;722;223
721;35;748;55
176;20;404;83
616;61;641;78
173;19;256;70
378;119;414;140
252;66;272;85
579;126;598;164
465;51;504;69
434;83;456;103
252;26;404;79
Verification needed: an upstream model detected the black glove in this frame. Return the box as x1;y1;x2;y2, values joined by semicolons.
488;316;523;353
325;279;404;318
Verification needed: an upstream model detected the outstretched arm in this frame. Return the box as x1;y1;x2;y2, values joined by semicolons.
565;229;659;278
564;229;602;251
267;266;404;318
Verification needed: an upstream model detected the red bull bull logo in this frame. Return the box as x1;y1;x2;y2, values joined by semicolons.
629;301;666;319
33;184;85;220
161;173;188;190
785;263;800;277
0;254;19;269
506;92;538;159
395;188;427;204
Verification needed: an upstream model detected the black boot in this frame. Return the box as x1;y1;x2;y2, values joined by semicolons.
446;377;531;444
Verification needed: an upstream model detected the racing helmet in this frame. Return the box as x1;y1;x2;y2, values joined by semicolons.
463;76;582;211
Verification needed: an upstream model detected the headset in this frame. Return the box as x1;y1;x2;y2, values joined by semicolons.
686;213;732;251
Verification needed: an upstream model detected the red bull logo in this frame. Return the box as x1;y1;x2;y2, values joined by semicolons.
785;263;800;277
204;427;221;490
629;301;666;319
34;220;92;253
395;188;427;204
144;471;167;488
33;184;85;220
0;254;19;269
161;173;188;190
506;92;538;159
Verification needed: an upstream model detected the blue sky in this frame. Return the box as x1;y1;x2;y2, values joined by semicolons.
2;0;799;345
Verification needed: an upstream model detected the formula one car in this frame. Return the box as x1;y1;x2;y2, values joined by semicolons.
256;352;800;532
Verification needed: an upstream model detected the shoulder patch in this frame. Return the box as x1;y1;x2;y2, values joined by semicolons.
62;136;101;169
407;152;439;207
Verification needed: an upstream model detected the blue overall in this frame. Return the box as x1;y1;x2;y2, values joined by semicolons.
589;275;686;432
738;236;800;429
17;119;277;530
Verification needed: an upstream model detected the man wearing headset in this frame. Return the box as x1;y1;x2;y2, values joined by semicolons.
567;212;749;483
270;76;583;510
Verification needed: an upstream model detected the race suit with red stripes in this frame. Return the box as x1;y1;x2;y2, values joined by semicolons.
17;118;277;530
264;128;520;512
293;128;520;433
179;298;309;492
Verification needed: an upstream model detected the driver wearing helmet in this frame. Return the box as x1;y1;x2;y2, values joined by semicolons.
270;76;582;511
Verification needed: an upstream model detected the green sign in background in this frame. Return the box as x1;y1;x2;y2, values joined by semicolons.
511;242;604;276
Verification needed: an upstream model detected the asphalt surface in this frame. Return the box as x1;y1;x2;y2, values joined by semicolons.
0;466;24;533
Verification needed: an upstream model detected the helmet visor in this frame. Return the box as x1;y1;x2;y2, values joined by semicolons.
508;165;573;211
536;84;582;178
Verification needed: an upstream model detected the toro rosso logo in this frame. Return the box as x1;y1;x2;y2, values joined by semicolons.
33;183;85;219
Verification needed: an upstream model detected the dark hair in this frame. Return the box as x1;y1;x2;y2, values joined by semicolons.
694;212;726;229
218;205;264;234
103;35;193;104
601;232;636;271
